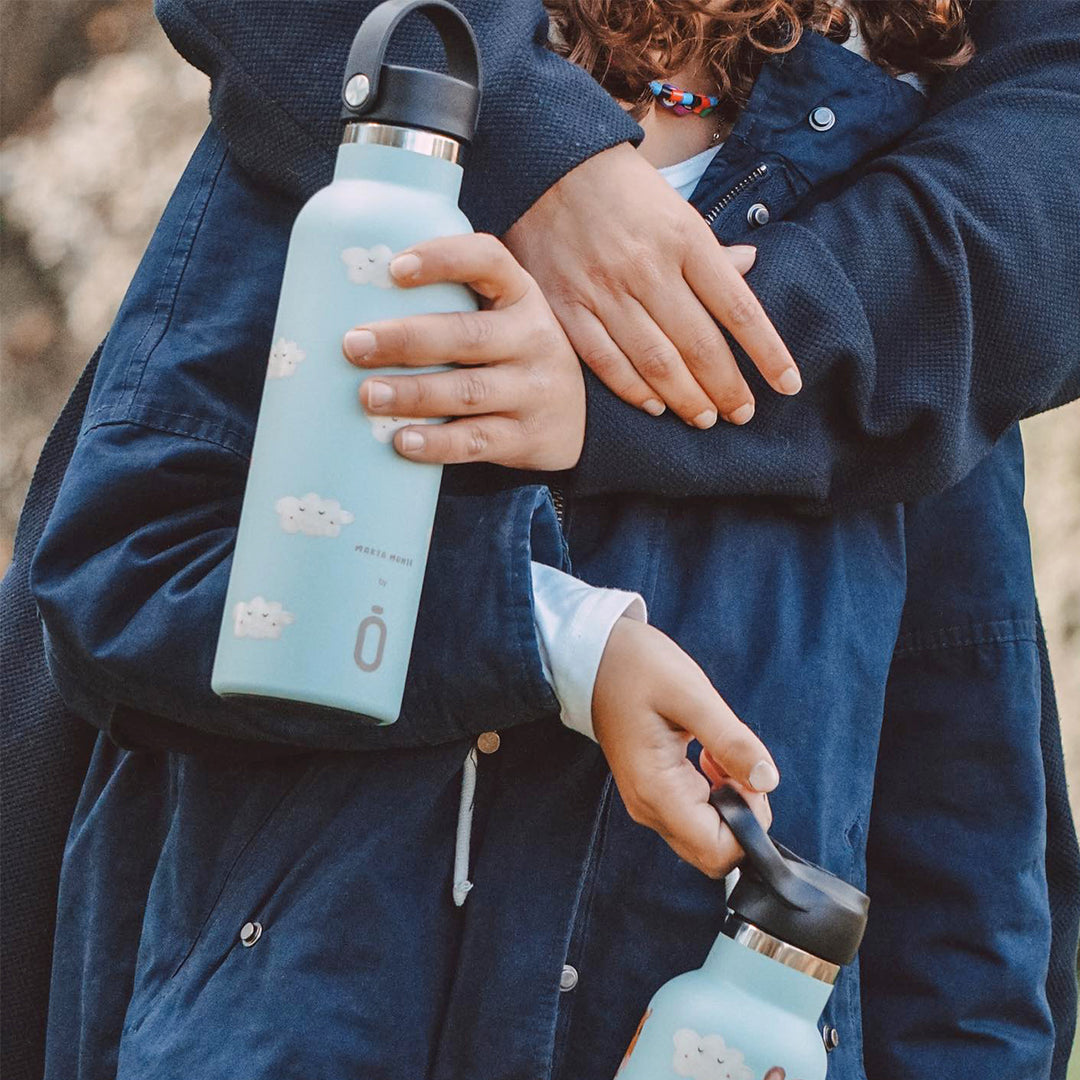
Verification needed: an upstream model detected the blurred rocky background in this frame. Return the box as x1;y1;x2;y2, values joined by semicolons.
1;4;1078;814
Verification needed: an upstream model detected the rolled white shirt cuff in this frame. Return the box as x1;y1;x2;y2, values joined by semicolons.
530;560;647;742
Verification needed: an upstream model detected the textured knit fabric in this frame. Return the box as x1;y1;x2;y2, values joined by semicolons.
153;0;642;236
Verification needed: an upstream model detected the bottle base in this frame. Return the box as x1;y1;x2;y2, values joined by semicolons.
214;686;397;727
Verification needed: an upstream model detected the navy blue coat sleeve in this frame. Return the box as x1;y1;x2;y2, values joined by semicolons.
572;1;1080;509
28;127;565;755
154;0;642;235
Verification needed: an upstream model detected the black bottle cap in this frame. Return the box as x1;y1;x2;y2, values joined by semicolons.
340;0;482;143
711;786;869;966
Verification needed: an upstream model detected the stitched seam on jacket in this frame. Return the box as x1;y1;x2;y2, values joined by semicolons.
893;616;1038;657
80;416;251;462
127;145;229;412
86;137;225;425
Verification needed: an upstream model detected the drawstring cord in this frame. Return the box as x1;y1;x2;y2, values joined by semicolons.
452;745;479;907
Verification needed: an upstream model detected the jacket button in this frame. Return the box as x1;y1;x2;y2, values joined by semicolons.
822;1024;840;1051
239;921;262;947
559;964;579;992
477;731;501;754
809;105;836;131
747;203;771;227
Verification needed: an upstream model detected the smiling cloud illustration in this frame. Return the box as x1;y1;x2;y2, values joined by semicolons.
672;1029;754;1080
233;596;295;639
275;492;355;537
267;337;306;379
341;244;394;288
366;413;441;445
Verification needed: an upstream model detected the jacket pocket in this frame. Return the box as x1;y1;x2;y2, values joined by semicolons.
122;751;332;1036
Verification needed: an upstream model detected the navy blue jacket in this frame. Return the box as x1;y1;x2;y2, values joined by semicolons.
5;2;1078;1078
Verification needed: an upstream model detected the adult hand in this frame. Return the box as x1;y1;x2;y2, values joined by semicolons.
592;616;777;878
343;233;585;470
505;142;800;429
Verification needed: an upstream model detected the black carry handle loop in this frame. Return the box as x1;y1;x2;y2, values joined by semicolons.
341;0;481;117
710;785;821;913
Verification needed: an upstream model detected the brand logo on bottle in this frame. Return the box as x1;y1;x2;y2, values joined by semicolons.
354;605;387;671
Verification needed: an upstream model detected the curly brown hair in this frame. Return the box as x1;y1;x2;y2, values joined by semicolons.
546;0;974;122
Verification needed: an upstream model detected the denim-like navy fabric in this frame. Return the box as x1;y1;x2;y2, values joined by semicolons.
4;7;1077;1080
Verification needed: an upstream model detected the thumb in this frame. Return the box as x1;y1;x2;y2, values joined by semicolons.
664;675;779;794
725;244;758;276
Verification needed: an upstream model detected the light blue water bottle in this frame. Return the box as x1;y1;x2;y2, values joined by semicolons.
616;788;869;1080
212;0;481;722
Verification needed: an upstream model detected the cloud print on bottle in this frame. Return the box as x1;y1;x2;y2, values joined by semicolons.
672;1029;754;1080
366;413;438;444
341;243;394;287
267;337;306;379
232;596;295;639
274;493;355;537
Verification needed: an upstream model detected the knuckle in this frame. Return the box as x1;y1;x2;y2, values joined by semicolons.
580;347;620;382
636;343;677;384
456;371;488;408
406;375;429;410
476;232;505;261
465;423;491;457
451;311;493;350
527;322;564;358
386;321;413;357
682;331;722;370
701;855;727;880
726;294;762;328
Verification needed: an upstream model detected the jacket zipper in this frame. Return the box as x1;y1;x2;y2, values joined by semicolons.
703;163;769;225
550;484;566;526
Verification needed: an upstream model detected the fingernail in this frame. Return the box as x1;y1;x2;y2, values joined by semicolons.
727;402;755;425
777;368;802;395
365;380;394;408
399;430;425;452
344;329;376;360
390;252;422;281
728;244;758;272
642;398;666;416
749;760;780;793
692;409;718;429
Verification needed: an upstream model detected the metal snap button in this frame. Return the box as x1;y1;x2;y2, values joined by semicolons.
559;964;579;992
240;921;262;947
809;105;836;131
477;731;501;754
747;203;771;227
343;73;371;109
822;1024;840;1051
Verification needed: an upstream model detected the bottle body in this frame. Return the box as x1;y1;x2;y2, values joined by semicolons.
212;139;476;723
615;932;831;1080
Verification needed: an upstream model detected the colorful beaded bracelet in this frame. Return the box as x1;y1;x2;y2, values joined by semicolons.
648;80;720;117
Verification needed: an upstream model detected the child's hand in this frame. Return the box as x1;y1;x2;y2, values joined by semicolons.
342;233;585;471
592;617;777;878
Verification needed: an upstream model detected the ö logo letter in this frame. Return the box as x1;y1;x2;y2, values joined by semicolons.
355;606;388;672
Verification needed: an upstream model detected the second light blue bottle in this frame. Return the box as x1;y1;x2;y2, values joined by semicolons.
212;1;482;723
615;788;869;1080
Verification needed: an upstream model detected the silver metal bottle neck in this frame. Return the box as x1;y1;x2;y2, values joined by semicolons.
341;121;462;164
724;916;840;985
